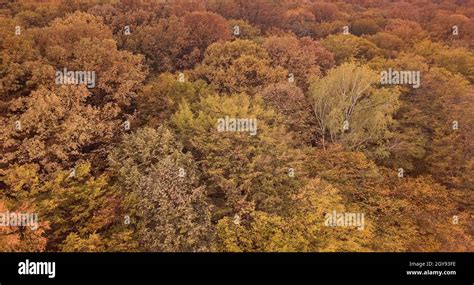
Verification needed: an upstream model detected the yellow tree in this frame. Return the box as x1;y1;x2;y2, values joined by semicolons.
192;39;286;94
308;62;400;159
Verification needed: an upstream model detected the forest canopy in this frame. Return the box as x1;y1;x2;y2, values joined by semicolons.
0;0;473;252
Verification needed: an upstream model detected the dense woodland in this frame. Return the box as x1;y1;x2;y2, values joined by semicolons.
0;0;473;252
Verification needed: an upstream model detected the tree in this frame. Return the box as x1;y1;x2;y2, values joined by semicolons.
192;40;287;94
0;199;48;252
0;85;120;173
312;20;348;39
259;82;316;145
172;94;305;217
427;11;474;45
433;48;474;83
11;2;65;28
165;0;207;17
134;158;213;252
282;7;316;37
88;5;156;38
118;16;189;73
1;11;147;173
350;18;380;36
386;2;420;21
307;62;400;160
0;164;48;252
386;175;473;251
60;233;106;252
365;32;404;57
414;40;474;82
321;34;381;64
136;73;214;128
36;162;125;251
228;19;261;40
384;19;428;45
263;35;334;89
374;59;474;190
310;2;342;23
366;52;428;173
216;178;373;252
209;0;284;31
304;146;473;251
2;0;472;254
108;127;213;252
0;162;128;252
35;11;147;107
415;68;473;190
0;16;42;100
181;11;232;68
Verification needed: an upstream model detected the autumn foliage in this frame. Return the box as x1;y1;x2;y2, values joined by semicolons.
0;0;472;252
